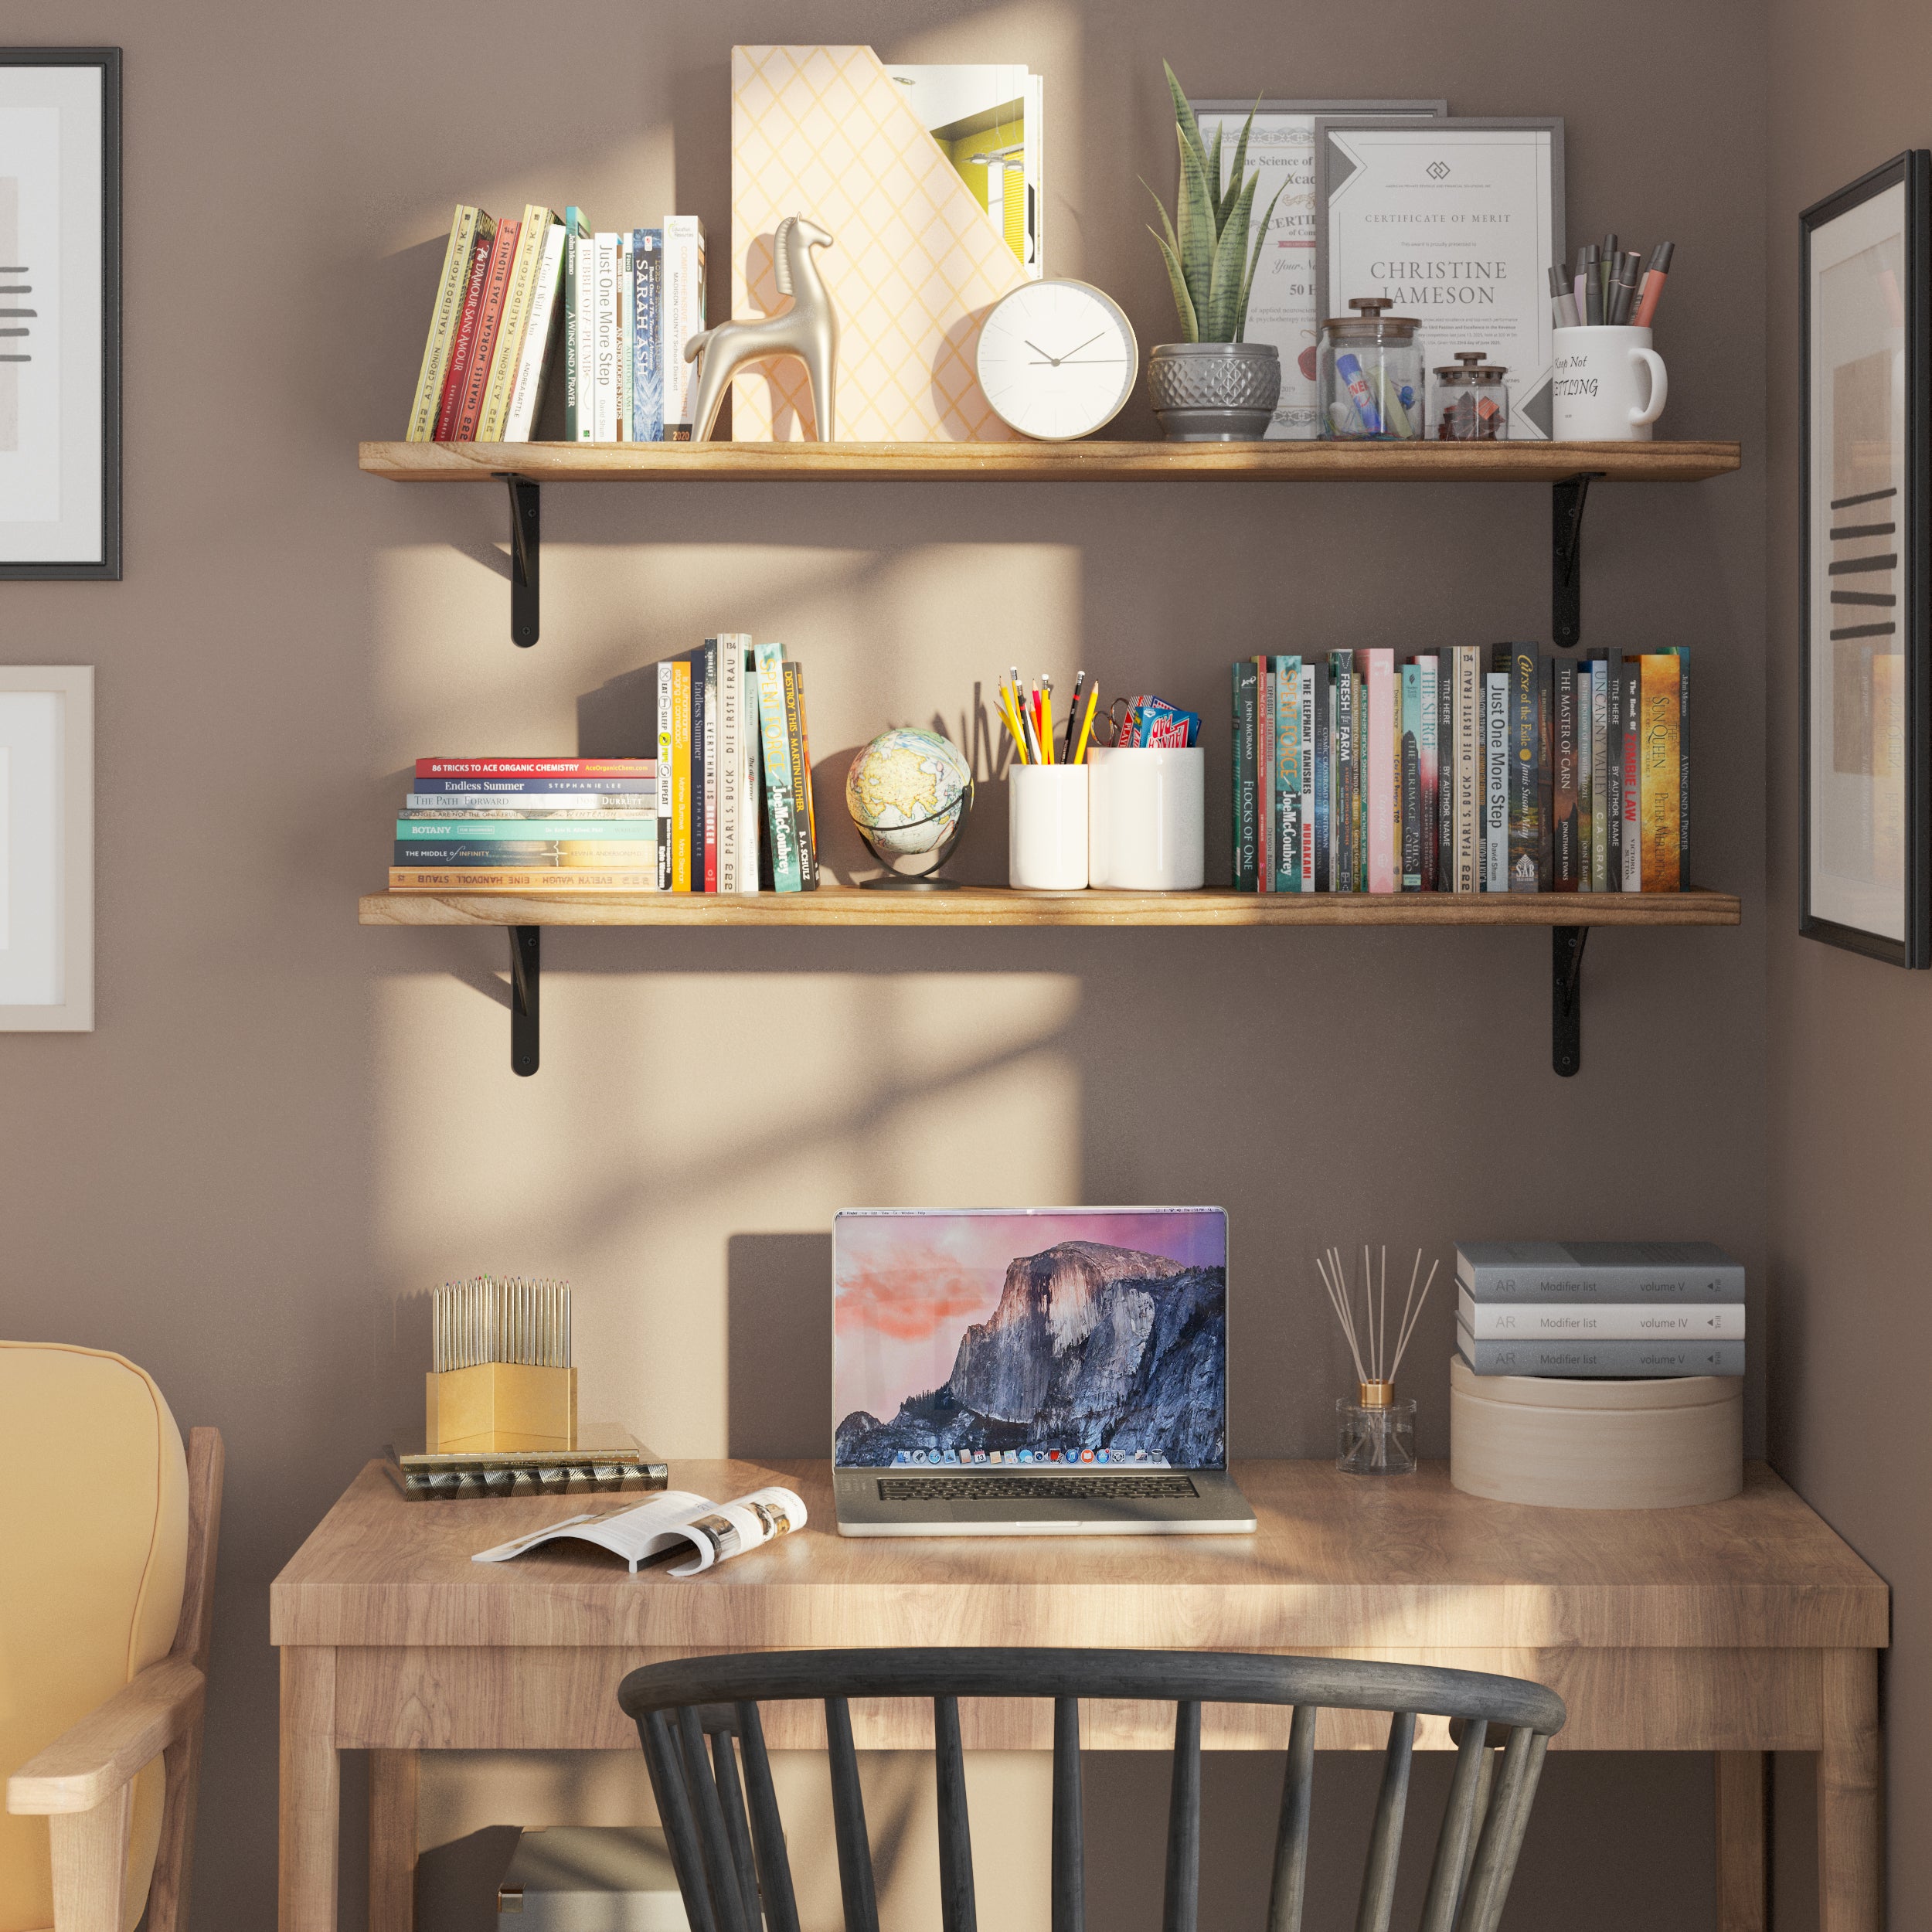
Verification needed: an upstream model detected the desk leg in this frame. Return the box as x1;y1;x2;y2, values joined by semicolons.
1716;1751;1768;1932
369;1750;419;1932
280;1647;339;1932
1818;1649;1882;1932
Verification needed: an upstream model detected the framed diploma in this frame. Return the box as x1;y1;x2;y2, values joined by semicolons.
0;49;120;579
1191;99;1444;439
1314;117;1563;439
0;665;92;1030
1800;151;1931;966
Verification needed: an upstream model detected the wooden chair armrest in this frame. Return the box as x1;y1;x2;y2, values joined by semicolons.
6;1655;206;1815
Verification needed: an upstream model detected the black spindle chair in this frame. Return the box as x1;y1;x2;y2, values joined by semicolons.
617;1648;1566;1932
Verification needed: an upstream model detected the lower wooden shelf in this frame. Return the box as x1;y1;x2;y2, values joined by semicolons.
359;884;1740;929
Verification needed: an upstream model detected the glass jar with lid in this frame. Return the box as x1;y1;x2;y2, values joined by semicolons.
1318;297;1423;440
1432;350;1510;441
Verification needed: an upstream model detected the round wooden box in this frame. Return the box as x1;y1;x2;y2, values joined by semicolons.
1448;1355;1743;1509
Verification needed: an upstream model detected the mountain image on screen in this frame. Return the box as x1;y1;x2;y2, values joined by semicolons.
835;1240;1226;1468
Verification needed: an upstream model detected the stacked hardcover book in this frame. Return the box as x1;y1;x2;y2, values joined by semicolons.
405;203;706;445
1454;1242;1744;1379
1230;645;1690;894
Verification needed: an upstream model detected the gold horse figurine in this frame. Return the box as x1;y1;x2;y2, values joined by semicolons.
685;215;838;442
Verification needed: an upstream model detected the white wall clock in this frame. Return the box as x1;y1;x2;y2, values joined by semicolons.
975;279;1139;441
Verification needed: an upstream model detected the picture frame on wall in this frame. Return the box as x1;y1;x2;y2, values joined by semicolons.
1313;116;1564;439
0;665;93;1030
0;48;121;580
1189;99;1446;439
1800;150;1932;967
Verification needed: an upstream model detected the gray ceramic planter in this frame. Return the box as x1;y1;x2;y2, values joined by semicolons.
1148;342;1281;440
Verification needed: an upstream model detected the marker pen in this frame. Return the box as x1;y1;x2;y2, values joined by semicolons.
1607;252;1642;326
1633;240;1675;329
1600;233;1618;311
1583;244;1604;325
1548;263;1580;328
1576;243;1597;321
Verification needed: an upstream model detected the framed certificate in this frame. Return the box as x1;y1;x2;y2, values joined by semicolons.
0;49;120;579
0;665;92;1030
1314;117;1563;439
1800;151;1931;966
1190;99;1444;439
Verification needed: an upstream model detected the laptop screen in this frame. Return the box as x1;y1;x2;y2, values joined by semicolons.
832;1207;1227;1471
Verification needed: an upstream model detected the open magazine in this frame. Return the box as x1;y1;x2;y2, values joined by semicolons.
471;1485;805;1578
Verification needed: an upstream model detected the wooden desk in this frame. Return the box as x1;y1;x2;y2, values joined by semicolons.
270;1458;1887;1932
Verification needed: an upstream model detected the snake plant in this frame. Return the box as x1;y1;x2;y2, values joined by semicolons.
1147;66;1284;344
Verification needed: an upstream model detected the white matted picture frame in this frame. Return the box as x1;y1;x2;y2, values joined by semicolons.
0;49;121;579
0;664;92;1029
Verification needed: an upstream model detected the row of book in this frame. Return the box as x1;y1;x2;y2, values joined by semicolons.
1455;1242;1743;1378
405;203;706;445
1230;645;1690;894
389;641;820;894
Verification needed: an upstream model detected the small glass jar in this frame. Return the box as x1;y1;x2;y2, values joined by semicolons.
1433;350;1510;441
1319;298;1423;440
1336;1380;1417;1475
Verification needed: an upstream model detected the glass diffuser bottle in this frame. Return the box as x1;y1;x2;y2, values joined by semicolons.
1316;1245;1438;1477
1337;1378;1418;1476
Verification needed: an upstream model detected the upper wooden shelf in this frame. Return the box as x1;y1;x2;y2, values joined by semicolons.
360;884;1741;930
359;438;1742;485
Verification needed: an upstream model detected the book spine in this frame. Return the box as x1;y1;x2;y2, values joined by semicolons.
1601;651;1623;890
1508;645;1539;890
563;208;585;442
791;662;818;885
1459;1294;1747;1340
1257;659;1274;892
1331;653;1353;892
434;216;496;440
397;818;658;840
738;642;763;893
1484;670;1509;890
479;206;550;440
1640;654;1682;890
617;230;635;442
453;218;519;439
1274;655;1301;892
1433;650;1451;890
1457;1332;1744;1377
1400;662;1422;890
1576;664;1594;890
1621;662;1643;889
1455;648;1478;893
404;796;656;813
1553;655;1580;890
410;775;655;794
756;645;803;893
1537;657;1554;889
717;637;741;891
395;842;656;864
671;658;693;890
416;758;655;778
1420;656;1440;888
408;205;481;441
1458;1266;1747;1303
662;216;706;439
656;663;673;889
702;640;719;891
505;220;566;442
1298;662;1316;891
1233;659;1258;889
1366;649;1395;893
1670;645;1691;885
688;646;709;890
1313;659;1332;892
389;868;661;892
1354;664;1367;889
1589;657;1610;890
592;234;619;442
781;662;811;886
632;231;663;442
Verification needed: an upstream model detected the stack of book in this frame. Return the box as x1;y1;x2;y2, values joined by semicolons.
406;203;705;445
1230;645;1689;894
1454;1242;1744;1379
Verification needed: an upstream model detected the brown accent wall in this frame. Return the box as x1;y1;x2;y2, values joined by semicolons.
1767;2;1932;1927
0;3;1767;1925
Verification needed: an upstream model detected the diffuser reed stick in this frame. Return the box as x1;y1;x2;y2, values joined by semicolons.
1314;1245;1440;1398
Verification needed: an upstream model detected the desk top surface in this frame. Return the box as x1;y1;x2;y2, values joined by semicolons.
269;1458;1887;1652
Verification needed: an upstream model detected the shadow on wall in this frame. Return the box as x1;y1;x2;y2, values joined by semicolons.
416;1825;519;1932
728;1231;834;1459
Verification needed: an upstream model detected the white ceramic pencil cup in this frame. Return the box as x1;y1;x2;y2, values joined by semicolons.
1551;325;1668;440
1087;746;1206;890
1008;764;1090;889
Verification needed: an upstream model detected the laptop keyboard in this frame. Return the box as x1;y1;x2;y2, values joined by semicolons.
876;1475;1200;1502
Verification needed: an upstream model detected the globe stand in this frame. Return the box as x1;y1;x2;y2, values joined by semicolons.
859;873;965;890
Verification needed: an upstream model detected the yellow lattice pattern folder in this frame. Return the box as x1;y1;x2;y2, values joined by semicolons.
730;46;1028;441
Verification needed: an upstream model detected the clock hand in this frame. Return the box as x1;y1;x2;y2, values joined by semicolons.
1022;338;1062;366
1058;331;1106;359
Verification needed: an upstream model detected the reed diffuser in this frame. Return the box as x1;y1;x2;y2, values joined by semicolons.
1316;1245;1439;1475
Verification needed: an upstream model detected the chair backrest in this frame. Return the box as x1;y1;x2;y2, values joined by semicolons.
0;1342;189;1932
618;1648;1566;1932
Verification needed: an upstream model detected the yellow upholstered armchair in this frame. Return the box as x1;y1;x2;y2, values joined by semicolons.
2;1343;223;1932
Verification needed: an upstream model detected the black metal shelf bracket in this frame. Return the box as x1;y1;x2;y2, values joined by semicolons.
510;925;540;1076
497;473;540;648
1552;924;1588;1077
1551;473;1604;649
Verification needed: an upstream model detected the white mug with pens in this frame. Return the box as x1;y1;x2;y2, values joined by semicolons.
1548;236;1672;440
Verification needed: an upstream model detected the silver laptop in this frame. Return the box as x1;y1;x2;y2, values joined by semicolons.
832;1207;1255;1537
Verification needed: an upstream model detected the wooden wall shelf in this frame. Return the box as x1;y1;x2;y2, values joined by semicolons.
359;886;1740;1080
359;438;1741;485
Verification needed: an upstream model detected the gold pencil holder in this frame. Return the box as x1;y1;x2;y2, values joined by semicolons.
426;1364;577;1454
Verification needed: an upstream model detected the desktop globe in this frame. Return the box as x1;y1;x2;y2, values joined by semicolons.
844;727;974;889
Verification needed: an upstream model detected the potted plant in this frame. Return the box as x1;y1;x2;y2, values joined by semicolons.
1145;69;1285;440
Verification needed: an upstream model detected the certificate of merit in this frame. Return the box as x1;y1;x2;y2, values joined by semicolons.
1316;119;1564;439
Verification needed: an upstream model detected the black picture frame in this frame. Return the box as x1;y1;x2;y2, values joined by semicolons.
0;47;120;581
1799;151;1931;966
